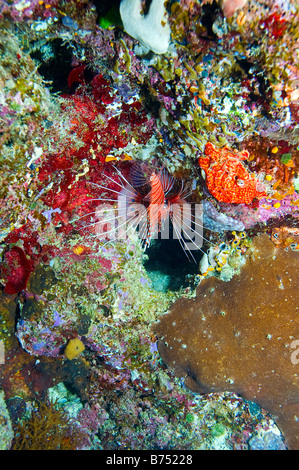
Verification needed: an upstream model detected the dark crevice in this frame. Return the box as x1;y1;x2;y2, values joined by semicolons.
30;38;74;94
143;233;203;292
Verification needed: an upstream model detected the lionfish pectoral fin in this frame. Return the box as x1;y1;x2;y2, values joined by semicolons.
130;162;152;188
159;168;175;195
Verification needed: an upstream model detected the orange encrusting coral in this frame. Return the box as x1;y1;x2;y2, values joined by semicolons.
199;142;267;204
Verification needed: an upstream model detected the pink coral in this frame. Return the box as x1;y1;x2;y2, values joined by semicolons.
219;0;247;17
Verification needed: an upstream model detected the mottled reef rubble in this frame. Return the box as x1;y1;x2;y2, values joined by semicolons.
0;0;298;450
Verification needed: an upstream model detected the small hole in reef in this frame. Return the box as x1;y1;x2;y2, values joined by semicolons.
30;38;75;94
143;235;203;293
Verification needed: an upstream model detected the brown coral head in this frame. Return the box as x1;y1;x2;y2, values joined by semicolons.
154;233;299;449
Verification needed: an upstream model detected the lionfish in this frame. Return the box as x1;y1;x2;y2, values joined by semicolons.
74;162;245;262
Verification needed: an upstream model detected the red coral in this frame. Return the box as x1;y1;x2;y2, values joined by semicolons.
1;246;33;294
260;12;287;39
199;142;266;204
37;72;152;238
67;64;86;89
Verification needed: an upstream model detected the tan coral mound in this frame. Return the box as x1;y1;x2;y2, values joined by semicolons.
154;234;299;449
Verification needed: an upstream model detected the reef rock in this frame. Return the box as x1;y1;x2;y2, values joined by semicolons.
154;233;299;449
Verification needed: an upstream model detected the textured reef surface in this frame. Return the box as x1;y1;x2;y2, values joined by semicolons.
0;0;298;450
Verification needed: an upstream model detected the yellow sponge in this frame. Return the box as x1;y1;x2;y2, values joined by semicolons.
64;338;85;360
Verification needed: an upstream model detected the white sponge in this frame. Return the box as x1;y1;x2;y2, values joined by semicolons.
120;0;171;54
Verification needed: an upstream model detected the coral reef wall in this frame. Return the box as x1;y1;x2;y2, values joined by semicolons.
0;0;298;451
